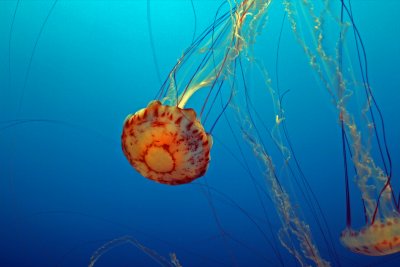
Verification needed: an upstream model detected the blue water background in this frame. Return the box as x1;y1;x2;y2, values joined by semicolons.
1;1;400;266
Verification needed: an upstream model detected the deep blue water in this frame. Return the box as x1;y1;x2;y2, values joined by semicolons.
1;1;400;266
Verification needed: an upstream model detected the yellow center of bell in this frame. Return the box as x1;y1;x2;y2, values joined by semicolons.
145;146;174;173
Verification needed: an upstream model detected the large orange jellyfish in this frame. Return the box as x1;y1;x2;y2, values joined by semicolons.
283;0;399;257
121;0;269;185
121;100;212;185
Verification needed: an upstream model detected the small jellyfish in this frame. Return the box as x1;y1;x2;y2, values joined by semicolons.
341;218;400;256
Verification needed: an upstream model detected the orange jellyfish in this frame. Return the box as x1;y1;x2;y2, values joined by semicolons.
340;218;400;256
283;0;399;257
338;108;399;256
121;0;269;185
121;100;212;185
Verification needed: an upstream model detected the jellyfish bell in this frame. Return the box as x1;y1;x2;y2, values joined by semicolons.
121;100;213;185
340;217;400;256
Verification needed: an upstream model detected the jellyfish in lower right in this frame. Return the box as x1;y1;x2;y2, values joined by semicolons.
283;0;400;257
340;217;400;256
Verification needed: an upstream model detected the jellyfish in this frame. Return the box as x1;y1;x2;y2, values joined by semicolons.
121;0;270;185
121;100;212;185
340;218;400;256
283;0;400;257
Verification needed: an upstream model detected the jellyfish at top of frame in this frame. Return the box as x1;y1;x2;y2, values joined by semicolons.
121;0;271;185
283;0;400;256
